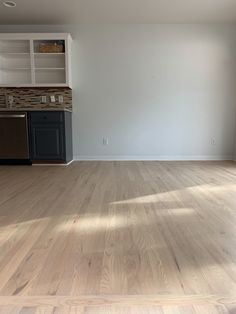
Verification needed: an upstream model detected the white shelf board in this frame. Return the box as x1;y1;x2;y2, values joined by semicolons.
33;83;68;87
34;53;65;55
0;84;33;87
35;67;65;70
1;67;31;71
0;83;69;87
0;33;72;40
0;52;30;55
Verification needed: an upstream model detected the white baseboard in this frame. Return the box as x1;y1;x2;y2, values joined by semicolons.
32;160;74;166
73;155;233;161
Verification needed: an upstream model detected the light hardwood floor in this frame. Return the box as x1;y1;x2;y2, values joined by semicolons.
0;161;236;313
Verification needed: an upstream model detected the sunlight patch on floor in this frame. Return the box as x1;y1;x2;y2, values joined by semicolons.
110;184;236;205
163;207;195;215
56;207;195;234
57;214;126;233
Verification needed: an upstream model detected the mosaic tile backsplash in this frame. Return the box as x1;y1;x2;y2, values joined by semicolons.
0;88;72;111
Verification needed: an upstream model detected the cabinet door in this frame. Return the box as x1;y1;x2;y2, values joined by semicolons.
31;124;65;160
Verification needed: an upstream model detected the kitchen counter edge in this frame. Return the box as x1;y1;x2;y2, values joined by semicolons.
0;108;72;113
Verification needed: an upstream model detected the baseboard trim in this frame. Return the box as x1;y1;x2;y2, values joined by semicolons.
32;160;74;166
73;155;233;161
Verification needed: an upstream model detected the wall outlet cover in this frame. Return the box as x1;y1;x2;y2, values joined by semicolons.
50;95;56;103
210;138;216;146
41;96;47;103
8;95;14;105
103;138;109;145
58;95;64;103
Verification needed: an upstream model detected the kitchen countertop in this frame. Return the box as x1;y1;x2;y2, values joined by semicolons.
0;108;72;112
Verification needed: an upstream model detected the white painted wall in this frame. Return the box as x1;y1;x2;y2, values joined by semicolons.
234;124;236;161
1;24;236;160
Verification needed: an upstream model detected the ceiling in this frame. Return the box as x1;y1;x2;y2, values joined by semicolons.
0;0;236;24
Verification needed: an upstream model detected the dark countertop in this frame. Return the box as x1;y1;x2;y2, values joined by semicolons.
0;108;72;112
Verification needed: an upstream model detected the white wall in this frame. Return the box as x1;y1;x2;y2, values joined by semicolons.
1;24;236;160
234;125;236;161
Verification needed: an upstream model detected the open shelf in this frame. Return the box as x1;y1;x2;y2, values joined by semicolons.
34;53;65;69
0;68;31;85
0;44;31;85
0;56;31;69
33;40;65;54
35;69;66;84
0;40;30;54
33;40;66;85
0;34;72;87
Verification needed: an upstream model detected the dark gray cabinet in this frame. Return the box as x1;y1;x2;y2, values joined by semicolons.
29;111;72;163
31;124;64;160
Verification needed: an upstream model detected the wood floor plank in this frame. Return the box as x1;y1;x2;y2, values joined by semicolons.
0;294;235;306
0;161;236;313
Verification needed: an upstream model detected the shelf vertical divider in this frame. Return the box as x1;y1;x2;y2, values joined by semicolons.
30;39;35;85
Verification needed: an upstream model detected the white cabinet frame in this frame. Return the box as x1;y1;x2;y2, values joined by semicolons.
0;33;72;88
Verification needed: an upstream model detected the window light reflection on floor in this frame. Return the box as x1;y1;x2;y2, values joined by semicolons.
57;207;196;234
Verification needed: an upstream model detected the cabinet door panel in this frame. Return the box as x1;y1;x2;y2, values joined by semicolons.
31;124;64;160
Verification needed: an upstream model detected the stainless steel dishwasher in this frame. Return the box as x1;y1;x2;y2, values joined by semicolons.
0;112;31;164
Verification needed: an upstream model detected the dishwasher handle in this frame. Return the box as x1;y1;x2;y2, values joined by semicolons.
0;114;26;118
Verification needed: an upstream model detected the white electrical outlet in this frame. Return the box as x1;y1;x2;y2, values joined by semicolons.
210;138;216;146
103;138;109;146
8;95;14;106
41;96;47;103
50;95;56;103
58;95;64;103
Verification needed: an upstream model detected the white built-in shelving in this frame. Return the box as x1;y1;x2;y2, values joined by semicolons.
0;33;72;88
